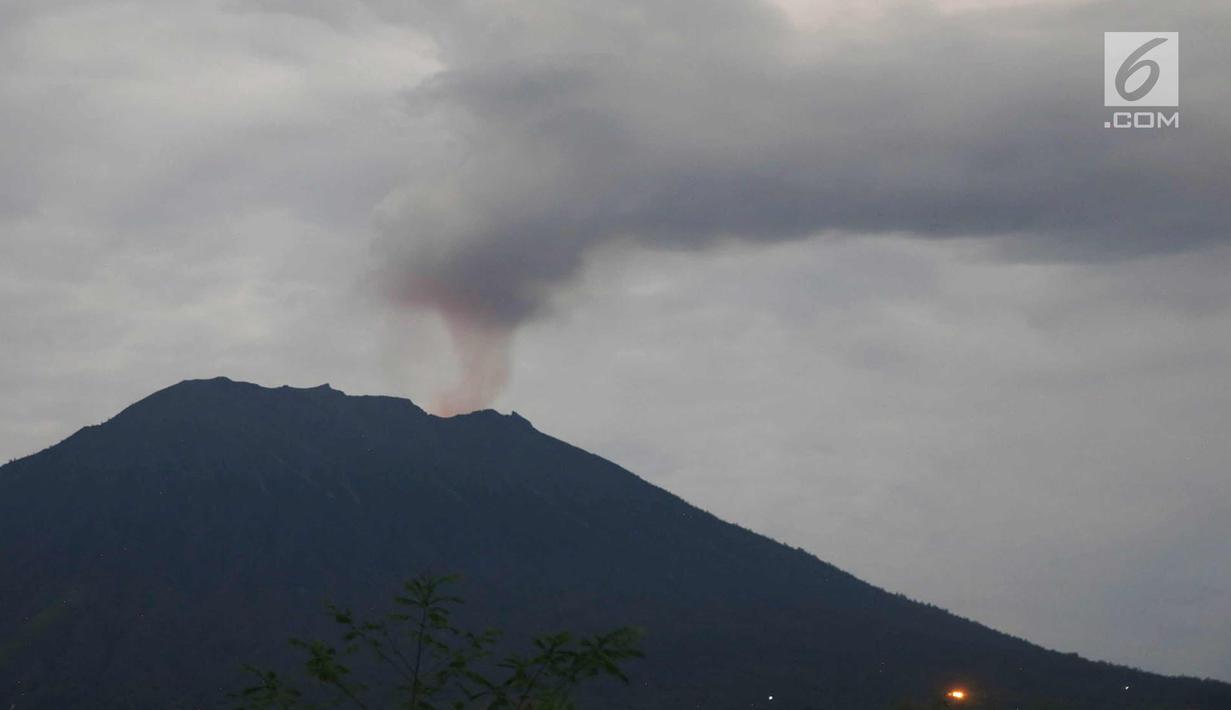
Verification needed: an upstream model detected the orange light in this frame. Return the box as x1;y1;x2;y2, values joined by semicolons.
946;689;967;701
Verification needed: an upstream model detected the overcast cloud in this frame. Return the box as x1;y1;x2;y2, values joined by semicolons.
367;0;1231;410
2;0;1230;682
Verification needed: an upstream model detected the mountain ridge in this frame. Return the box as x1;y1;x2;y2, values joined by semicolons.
1;378;1228;709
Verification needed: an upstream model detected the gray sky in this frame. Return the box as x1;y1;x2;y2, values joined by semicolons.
2;0;1230;682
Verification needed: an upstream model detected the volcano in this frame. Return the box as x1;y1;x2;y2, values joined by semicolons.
0;378;1226;709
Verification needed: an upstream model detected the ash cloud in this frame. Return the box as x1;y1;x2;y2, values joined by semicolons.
375;0;1231;411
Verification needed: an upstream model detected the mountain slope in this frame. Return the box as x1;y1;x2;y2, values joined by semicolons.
0;378;1227;709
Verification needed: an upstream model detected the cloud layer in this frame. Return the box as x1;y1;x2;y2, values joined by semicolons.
360;0;1231;407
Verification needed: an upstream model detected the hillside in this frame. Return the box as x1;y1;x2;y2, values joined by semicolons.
0;378;1227;709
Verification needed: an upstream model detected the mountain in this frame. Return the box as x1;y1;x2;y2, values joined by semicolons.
0;378;1227;709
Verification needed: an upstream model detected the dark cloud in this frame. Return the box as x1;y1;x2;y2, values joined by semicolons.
365;0;1231;406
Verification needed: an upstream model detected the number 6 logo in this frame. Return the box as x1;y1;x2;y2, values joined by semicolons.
1104;32;1178;108
1115;37;1167;102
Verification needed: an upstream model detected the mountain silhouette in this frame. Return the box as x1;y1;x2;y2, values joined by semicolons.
0;378;1227;709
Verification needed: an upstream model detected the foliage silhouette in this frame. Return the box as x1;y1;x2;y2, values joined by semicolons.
232;574;643;710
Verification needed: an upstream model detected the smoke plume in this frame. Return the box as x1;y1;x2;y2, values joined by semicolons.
379;0;1231;413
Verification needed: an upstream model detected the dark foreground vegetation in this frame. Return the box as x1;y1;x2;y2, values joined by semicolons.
233;574;642;710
